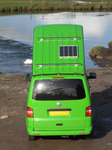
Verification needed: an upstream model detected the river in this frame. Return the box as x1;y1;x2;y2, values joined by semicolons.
0;12;112;74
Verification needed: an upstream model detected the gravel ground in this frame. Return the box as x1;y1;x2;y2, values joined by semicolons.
0;67;112;150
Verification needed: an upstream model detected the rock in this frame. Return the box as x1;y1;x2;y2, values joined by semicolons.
96;55;102;59
89;46;104;58
108;143;112;146
0;115;9;119
89;42;112;67
108;41;112;48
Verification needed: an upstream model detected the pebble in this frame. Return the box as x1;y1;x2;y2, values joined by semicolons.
0;115;9;119
108;143;112;146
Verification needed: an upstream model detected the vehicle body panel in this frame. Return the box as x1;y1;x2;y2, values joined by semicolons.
33;24;85;75
26;75;92;136
26;24;93;137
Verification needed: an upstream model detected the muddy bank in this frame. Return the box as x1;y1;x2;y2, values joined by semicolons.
89;42;112;67
0;67;112;150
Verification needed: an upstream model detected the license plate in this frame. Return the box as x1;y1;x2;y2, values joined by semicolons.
49;111;69;116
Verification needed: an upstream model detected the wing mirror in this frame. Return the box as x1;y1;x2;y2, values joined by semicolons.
25;73;31;81
87;72;96;79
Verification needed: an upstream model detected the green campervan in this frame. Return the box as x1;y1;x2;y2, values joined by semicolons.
26;24;96;140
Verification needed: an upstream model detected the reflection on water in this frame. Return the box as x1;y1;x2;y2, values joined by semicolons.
0;12;112;74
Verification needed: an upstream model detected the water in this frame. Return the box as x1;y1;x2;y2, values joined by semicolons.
0;39;33;74
0;12;112;74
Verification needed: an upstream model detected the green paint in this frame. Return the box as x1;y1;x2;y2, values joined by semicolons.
33;24;84;75
26;25;93;139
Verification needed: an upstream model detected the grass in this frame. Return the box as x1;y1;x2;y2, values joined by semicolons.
108;41;112;48
0;0;112;12
89;42;112;62
89;46;105;58
90;41;112;58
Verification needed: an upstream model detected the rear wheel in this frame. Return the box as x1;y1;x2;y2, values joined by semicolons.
28;135;36;141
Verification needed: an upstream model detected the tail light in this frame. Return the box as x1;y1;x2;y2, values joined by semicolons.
27;107;33;118
86;106;92;116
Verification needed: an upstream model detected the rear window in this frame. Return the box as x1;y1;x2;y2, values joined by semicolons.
32;79;85;101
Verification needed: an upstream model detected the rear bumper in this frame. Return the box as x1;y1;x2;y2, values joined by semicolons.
27;126;92;136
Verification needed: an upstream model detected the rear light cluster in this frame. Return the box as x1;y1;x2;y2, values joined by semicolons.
86;106;92;116
27;107;92;117
27;107;33;118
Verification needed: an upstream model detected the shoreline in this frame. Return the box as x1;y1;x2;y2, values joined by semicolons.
0;66;111;75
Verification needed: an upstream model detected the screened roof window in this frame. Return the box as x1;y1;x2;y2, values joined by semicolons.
59;46;78;57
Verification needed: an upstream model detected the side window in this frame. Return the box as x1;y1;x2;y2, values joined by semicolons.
59;46;78;57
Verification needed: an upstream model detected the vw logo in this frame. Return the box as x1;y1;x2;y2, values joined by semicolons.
57;102;62;107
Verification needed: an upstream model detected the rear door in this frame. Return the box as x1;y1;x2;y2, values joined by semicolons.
33;78;86;131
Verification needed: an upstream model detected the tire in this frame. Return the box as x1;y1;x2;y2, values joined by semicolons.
28;135;36;141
